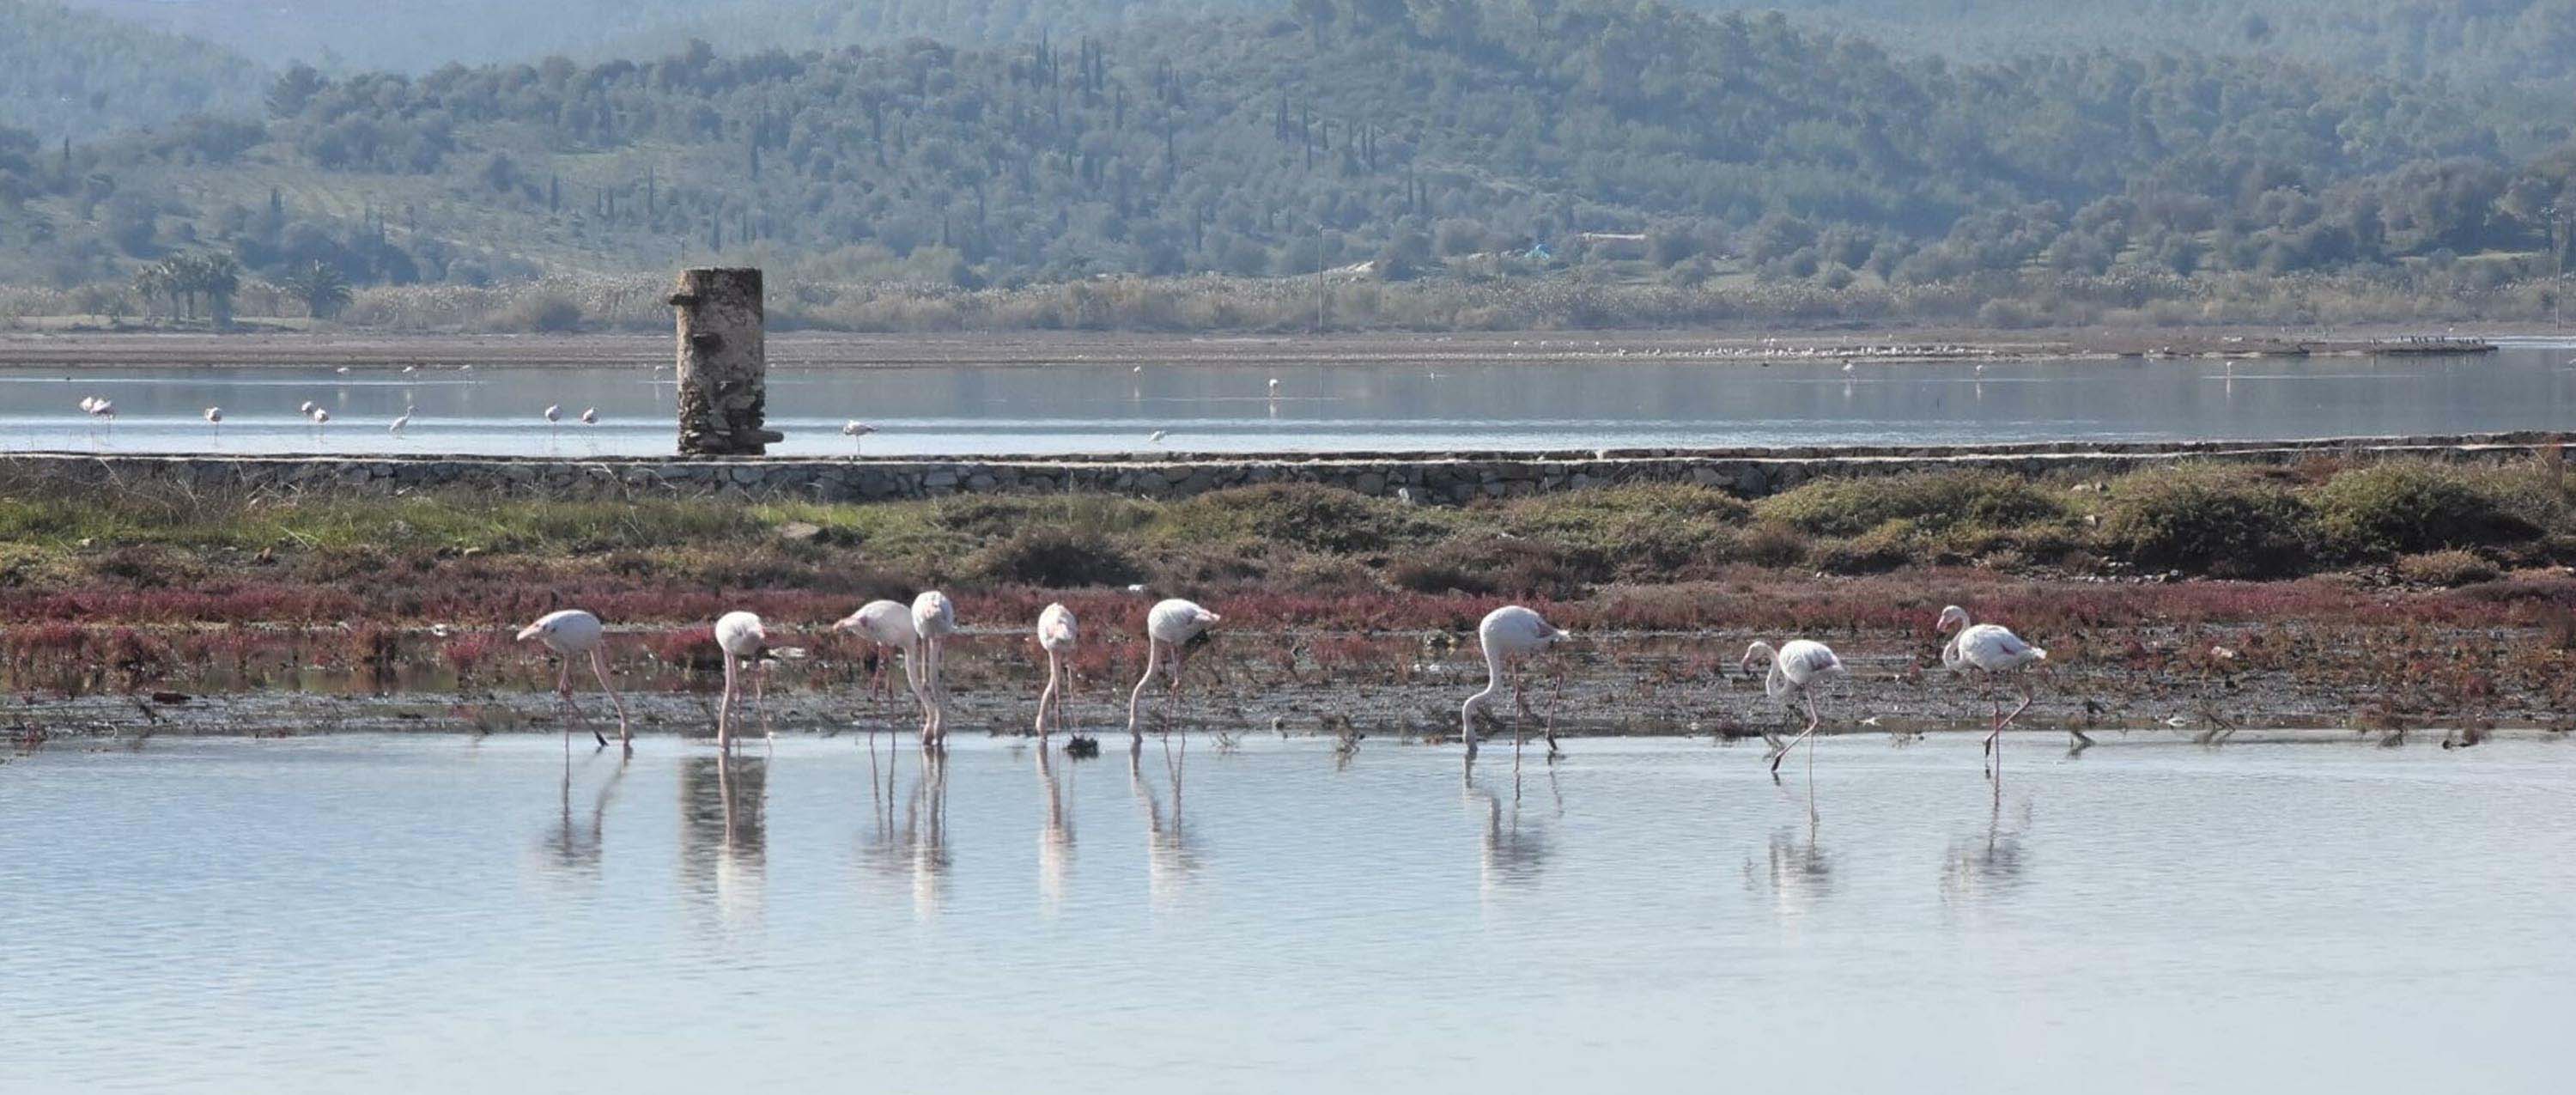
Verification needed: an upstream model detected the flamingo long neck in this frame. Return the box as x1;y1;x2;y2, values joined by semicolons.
1125;638;1165;734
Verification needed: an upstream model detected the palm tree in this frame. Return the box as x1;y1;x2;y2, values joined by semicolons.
282;261;353;320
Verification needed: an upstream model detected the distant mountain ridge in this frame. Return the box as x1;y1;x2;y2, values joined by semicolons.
0;0;265;140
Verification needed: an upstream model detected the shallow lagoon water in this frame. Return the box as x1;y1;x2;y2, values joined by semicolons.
4;342;2573;455
3;733;2571;1092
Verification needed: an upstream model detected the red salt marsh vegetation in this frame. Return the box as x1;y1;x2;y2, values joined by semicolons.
5;458;2575;742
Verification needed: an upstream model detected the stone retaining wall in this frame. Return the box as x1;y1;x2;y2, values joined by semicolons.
3;433;2566;503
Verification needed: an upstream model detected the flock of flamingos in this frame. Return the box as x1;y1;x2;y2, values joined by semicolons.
512;593;2054;775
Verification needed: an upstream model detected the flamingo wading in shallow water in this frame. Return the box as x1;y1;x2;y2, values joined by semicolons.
1034;603;1078;739
1461;605;1570;761
1125;598;1220;742
713;611;770;750
1936;604;2068;769
1742;639;1846;776
911;591;958;745
830;599;924;715
516;609;631;749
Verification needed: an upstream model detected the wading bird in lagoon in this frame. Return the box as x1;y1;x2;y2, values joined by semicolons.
1461;605;1570;761
299;400;316;417
579;407;598;425
841;420;876;453
1125;598;1221;743
1034;603;1078;739
714;611;771;750
1936;605;2067;770
910;591;958;745
829;599;923;715
1742;640;1847;776
389;411;410;434
307;407;328;427
516;609;632;749
202;406;222;429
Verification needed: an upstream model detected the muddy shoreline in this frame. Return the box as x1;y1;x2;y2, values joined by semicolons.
15;620;2565;750
0;327;2511;369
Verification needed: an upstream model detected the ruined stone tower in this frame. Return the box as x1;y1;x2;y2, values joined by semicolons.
669;267;784;455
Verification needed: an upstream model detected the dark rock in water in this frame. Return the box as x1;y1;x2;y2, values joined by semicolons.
1064;733;1100;757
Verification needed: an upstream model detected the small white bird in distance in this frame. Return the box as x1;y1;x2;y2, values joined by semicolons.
86;398;114;419
1132;364;1143;374
579;407;598;424
543;405;562;424
335;366;350;374
76;396;97;414
841;420;876;438
309;408;330;424
204;406;222;424
1843;360;1856;373
1149;429;1169;444
389;412;410;434
401;364;418;374
299;400;317;416
1268;377;1281;395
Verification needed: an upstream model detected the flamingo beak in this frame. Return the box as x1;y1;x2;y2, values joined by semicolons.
1205;613;1224;624
514;624;544;642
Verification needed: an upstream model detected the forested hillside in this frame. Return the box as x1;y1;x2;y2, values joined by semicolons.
0;0;264;141
7;0;2576;329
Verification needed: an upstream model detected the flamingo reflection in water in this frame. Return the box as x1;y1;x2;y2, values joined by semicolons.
678;752;767;931
1129;739;1200;908
538;747;627;880
1034;745;1075;914
859;735;951;919
1464;766;1558;896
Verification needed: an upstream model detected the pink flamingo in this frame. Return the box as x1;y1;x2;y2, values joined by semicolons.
830;599;924;710
1124;598;1220;742
1034;603;1078;739
911;591;957;745
1461;605;1570;760
1937;605;2065;770
516;609;631;749
714;611;770;750
1741;639;1845;776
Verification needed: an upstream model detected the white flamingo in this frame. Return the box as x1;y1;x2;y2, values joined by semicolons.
299;400;317;417
1124;598;1220;742
1742;640;1846;775
911;591;958;745
203;406;222;435
516;609;631;749
713;610;770;750
1936;605;2066;768
829;599;925;715
579;407;598;425
841;420;876;453
1460;605;1570;760
307;407;328;429
389;411;410;434
1034;603;1078;739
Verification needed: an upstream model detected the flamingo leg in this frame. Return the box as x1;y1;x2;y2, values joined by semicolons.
1036;650;1060;739
753;659;771;739
1771;692;1822;776
555;659;601;747
590;648;631;749
1999;677;2032;733
719;655;737;751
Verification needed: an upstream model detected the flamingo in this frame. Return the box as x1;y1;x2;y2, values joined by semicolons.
1460;605;1570;761
1741;640;1846;776
841;420;876;453
713;610;770;750
544;405;562;425
389;411;410;434
203;406;222;426
516;609;631;749
1148;429;1169;445
1936;605;2067;769
1267;377;1281;398
829;599;924;714
579;407;598;425
307;408;328;427
911;591;957;745
299;400;317;417
1034;603;1077;739
1123;598;1220;742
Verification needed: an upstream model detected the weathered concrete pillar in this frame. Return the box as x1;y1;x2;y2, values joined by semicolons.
669;267;784;455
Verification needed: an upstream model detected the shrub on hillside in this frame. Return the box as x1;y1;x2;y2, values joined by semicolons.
2309;462;2561;559
1387;536;1588;599
966;527;1143;587
1151;484;1447;554
1501;483;1750;578
1754;471;2065;538
2097;465;2310;578
2395;549;2501;587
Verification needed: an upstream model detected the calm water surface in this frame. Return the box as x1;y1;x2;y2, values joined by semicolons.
3;733;2570;1092
6;340;2573;455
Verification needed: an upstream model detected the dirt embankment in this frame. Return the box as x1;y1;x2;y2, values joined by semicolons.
0;327;2501;369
